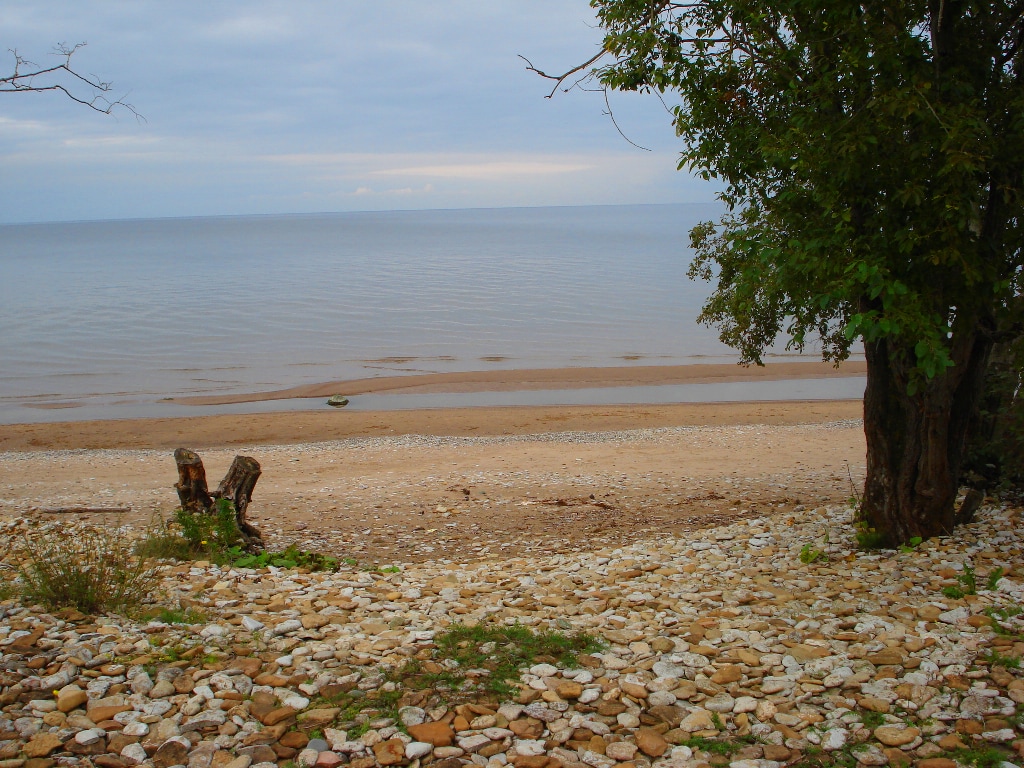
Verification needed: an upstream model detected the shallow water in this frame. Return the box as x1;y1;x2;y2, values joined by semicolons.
0;203;833;423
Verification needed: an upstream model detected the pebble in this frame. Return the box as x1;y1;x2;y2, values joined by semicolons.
2;499;1024;768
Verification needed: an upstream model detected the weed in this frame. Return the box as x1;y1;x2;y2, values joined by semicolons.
898;536;923;553
340;557;357;567
858;709;886;728
799;543;828;564
987;566;1005;591
709;712;725;731
853;521;886;550
943;564;979;599
676;736;741;756
378;566;401;573
982;649;1021;669
230;544;339;572
17;525;159;615
943;747;1013;768
148;606;207;624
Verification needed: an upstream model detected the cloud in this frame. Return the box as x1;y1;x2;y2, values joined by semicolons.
370;161;593;180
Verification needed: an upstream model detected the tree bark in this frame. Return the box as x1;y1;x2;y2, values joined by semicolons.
861;325;994;546
173;448;264;552
174;448;212;513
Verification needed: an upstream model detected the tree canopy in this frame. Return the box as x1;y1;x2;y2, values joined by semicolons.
545;0;1024;544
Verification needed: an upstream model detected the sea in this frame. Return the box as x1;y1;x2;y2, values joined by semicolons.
0;203;864;424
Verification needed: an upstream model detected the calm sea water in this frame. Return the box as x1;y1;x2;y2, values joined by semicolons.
0;203;838;423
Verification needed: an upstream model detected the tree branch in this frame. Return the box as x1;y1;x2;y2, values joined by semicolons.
0;43;143;121
519;50;607;98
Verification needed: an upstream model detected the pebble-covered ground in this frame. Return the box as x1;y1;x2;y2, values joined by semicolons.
2;495;1024;768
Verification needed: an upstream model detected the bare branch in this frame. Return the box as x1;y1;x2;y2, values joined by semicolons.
602;87;653;151
519;50;607;98
0;43;143;121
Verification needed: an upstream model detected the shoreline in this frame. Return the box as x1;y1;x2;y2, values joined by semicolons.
0;398;863;452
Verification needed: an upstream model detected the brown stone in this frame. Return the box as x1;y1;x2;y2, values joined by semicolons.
647;705;686;728
711;665;743;684
858;696;890;713
301;613;330;629
636;728;668;758
279;731;309;749
936;734;967;751
479;742;507;758
261;706;297;726
350;758;377;768
153;740;190;768
408;721;455;747
57;685;88;713
316;752;344;768
373;738;407;766
23;734;63;758
762;746;792;761
918;760;958;768
553;680;584;699
883;747;912;768
107;733;139;754
87;696;132;723
956;720;984;735
597;700;628;717
94;756;128;768
253;673;290;687
867;650;906;666
24;759;56;768
9;629;44;652
297;708;340;727
512;757;551;768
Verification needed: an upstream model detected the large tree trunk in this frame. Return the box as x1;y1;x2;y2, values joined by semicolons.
861;325;994;546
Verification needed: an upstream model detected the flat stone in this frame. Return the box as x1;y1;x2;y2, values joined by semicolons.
635;728;668;757
23;734;63;758
408;721;455;747
873;726;920;747
57;685;88;713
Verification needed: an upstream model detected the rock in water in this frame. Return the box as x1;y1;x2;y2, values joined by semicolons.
326;395;349;408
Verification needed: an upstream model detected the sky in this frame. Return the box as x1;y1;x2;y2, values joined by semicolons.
0;2;718;224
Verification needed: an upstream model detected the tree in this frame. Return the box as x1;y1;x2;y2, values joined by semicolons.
1;42;139;117
535;1;1023;545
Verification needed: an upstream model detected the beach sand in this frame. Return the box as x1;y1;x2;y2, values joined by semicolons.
0;363;866;566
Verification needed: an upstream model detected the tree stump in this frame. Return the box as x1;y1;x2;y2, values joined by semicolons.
174;448;264;551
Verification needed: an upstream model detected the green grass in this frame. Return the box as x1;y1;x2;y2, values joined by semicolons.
298;621;604;732
675;736;744;756
982;649;1021;669
858;710;886;728
147;606;208;624
943;564;979;599
136;509;340;572
17;525;160;615
987;566;1006;591
943;747;1013;768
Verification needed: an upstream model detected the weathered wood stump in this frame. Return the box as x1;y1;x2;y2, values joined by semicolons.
174;448;265;551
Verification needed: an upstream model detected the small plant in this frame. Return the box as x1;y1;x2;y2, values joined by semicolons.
675;736;742;757
986;566;1005;591
799;543;828;564
378;565;401;573
859;709;886;728
898;536;923;553
18;525;159;615
982;649;1021;669
149;606;207;624
942;747;1013;768
943;564;979;599
230;544;339;572
854;521;886;549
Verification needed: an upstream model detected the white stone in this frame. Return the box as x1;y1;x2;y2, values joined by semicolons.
406;742;434;760
241;616;265;631
822;729;849;751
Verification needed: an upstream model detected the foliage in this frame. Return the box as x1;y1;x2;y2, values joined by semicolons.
898;536;923;553
799;543;827;564
229;544;339;572
146;605;208;625
943;564;978;599
308;622;605;730
987;566;1006;591
136;508;339;572
853;522;886;551
581;0;1024;544
17;525;159;615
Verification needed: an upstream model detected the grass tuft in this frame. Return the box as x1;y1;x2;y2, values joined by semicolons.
18;525;159;615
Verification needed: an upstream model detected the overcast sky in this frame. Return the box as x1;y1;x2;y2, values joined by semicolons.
0;2;718;224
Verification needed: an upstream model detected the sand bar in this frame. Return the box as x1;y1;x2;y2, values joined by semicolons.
175;360;866;405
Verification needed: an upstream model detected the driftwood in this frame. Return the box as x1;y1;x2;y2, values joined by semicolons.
174;448;264;551
37;507;131;515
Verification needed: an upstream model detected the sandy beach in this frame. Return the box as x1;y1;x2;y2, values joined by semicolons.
0;362;866;566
